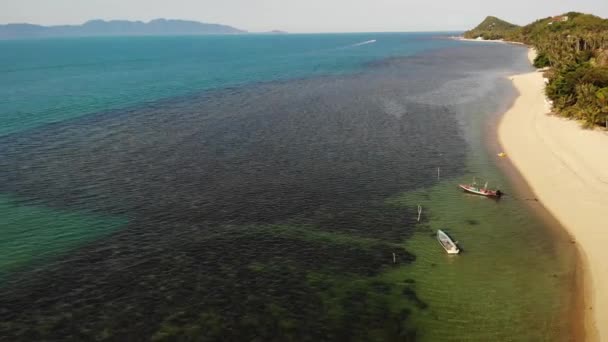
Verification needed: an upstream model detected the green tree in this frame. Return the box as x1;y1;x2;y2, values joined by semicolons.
533;52;551;68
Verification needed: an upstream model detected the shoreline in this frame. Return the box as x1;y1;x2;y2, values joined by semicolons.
450;36;526;45
497;48;605;341
483;77;586;342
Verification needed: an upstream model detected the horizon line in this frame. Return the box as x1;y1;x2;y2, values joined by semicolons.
0;18;469;35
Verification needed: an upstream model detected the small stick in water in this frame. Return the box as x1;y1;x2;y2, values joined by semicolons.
417;205;422;222
437;167;440;180
393;253;396;264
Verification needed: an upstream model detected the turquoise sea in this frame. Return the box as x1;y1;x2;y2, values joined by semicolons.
0;33;461;136
0;33;577;340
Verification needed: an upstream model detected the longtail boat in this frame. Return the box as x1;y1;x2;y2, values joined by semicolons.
459;179;502;198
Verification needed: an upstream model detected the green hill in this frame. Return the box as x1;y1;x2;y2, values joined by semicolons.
466;12;608;128
463;16;520;40
518;12;608;44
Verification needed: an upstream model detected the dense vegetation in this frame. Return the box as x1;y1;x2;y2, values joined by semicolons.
465;12;608;127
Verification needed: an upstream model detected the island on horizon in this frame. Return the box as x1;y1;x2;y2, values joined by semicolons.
0;18;246;39
266;30;289;34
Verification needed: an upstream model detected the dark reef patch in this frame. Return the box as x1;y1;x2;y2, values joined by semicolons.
0;43;532;340
402;286;429;310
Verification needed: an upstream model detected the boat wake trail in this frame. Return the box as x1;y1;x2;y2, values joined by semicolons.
350;39;376;47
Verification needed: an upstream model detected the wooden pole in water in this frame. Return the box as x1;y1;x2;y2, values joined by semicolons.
437;167;440;180
392;253;396;264
417;205;422;222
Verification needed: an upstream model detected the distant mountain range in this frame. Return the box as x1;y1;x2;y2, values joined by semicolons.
0;19;247;39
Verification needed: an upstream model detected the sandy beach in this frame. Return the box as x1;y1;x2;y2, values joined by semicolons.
498;49;608;341
451;36;526;45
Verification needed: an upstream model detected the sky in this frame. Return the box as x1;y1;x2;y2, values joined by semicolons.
1;0;607;33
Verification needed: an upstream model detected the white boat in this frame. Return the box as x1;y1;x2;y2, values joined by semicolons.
437;229;460;254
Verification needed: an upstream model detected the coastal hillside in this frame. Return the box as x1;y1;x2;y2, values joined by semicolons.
467;12;608;127
463;16;519;40
0;19;245;39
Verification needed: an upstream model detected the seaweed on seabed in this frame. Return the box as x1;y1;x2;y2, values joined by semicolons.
335;287;418;341
397;308;417;341
370;280;392;294
402;287;428;309
0;220;420;341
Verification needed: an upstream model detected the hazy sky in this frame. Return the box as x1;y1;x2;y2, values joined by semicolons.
1;0;607;33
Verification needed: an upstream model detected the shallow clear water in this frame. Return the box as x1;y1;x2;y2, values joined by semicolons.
0;34;577;340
